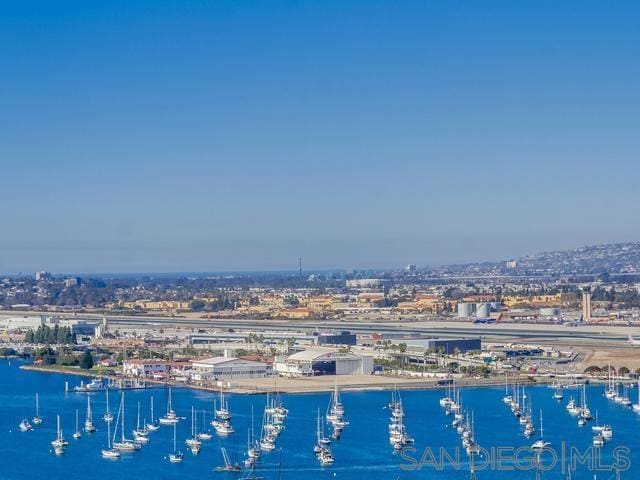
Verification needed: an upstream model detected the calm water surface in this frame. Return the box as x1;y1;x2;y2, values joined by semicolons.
1;360;639;480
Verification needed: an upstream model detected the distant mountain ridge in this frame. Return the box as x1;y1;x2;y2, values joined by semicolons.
510;242;640;275
432;242;640;276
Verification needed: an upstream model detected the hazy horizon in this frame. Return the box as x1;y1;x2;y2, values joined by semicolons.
2;1;639;273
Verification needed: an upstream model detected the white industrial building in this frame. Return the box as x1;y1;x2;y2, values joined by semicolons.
274;347;374;377
122;359;169;377
190;356;271;382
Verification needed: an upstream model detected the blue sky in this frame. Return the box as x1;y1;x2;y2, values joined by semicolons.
1;1;639;273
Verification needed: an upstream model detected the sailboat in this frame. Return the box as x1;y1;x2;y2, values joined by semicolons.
579;384;592;420
552;383;564;400
185;406;202;454
605;364;617;399
593;432;605;447
146;395;160;431
51;414;68;453
619;384;632;406
315;410;335;466
502;374;512;404
101;406;120;459
566;396;580;415
531;410;551;449
103;389;114;423
32;393;43;425
133;402;149;443
326;377;345;420
212;399;235;435
159;387;179;425
112;392;141;451
259;409;276;451
84;395;97;432
73;409;82;439
216;387;232;420
197;410;213;441
592;411;604;433
244;406;261;466
168;420;184;463
18;418;33;432
214;447;242;472
633;378;640;412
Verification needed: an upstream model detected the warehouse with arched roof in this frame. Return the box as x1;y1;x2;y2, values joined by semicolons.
274;347;373;377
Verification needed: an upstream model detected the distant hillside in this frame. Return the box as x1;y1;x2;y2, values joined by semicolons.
508;242;640;275
432;242;640;276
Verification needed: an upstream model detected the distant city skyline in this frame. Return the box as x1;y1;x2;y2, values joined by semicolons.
2;1;639;273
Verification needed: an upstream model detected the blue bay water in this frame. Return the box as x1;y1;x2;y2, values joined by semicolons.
1;359;639;480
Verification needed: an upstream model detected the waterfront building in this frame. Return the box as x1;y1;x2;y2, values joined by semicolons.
122;359;170;377
190;356;271;382
274;347;374;377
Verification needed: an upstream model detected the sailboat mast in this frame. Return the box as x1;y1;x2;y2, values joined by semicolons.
121;392;125;442
107;410;112;448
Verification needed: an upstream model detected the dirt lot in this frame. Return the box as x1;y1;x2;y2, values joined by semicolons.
575;346;640;371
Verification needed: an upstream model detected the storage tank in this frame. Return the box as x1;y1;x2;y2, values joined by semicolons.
457;302;474;318
476;303;491;318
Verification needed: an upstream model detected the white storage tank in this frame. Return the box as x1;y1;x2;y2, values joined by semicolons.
476;303;491;318
457;302;475;318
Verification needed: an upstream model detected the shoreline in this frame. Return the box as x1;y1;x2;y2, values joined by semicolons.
18;363;548;394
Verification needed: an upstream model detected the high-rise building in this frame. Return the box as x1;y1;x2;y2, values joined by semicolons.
581;286;592;322
35;271;51;281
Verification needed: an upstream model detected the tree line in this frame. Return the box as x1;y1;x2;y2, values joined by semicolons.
24;324;76;345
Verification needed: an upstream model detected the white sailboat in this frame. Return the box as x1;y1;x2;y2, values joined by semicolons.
168;420;184;463
502;374;512;404
103;389;114;423
314;408;335;465
605;364;617;399
593;432;605;447
197;409;213;440
73;409;82;439
619;384;632;406
32;393;43;425
214;447;242;472
592;411;604;432
244;406;261;466
552;383;564;400
531;410;551;450
566;396;580;415
185;406;202;454
146;395;160;431
51;414;68;453
159;387;179;425
18;418;33;432
259;408;276;451
326;377;345;421
85;395;97;432
212;398;235;435
101;406;120;459
579;384;592;420
133;401;149;443
112;392;141;451
216;387;232;420
633;378;640;412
